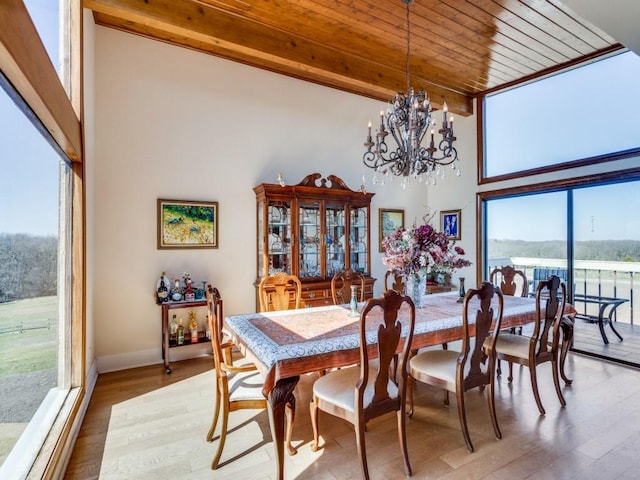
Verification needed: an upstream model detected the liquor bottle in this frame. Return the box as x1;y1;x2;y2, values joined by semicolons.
177;317;185;346
185;277;195;301
171;278;182;301
169;314;178;345
156;272;169;304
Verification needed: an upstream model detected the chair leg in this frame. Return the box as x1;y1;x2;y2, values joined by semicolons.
487;380;502;441
407;376;415;417
211;398;230;469
456;389;474;453
443;389;450;407
355;419;370;480
309;396;320;452
551;359;567;407
496;359;502;376
396;409;412;477
207;382;222;442
507;361;514;383
285;396;297;455
529;366;546;415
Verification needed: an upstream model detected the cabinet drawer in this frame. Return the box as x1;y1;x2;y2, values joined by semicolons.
301;288;327;301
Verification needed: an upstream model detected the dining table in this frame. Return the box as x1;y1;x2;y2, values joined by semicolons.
223;291;576;480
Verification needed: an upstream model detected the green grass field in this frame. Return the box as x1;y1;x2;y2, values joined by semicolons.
0;297;57;376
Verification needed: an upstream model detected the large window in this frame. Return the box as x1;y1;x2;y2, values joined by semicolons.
483;51;640;179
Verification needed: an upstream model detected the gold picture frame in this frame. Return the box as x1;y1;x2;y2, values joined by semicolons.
440;209;461;240
379;208;405;252
157;199;218;249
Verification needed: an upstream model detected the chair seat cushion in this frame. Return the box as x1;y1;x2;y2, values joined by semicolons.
491;333;532;360
410;349;470;386
228;369;266;402
313;366;398;413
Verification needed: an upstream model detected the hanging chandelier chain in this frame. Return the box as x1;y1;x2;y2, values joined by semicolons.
405;0;411;93
362;0;460;188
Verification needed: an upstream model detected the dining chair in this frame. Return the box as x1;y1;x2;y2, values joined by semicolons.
258;272;302;311
491;275;567;415
309;290;415;480
408;281;504;453
206;286;295;469
384;270;406;294
331;268;366;304
489;265;528;298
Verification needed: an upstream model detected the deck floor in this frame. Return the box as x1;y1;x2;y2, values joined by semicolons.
572;319;640;367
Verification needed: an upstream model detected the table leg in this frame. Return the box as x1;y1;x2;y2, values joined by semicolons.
267;376;299;480
559;315;574;386
607;306;624;342
597;304;609;344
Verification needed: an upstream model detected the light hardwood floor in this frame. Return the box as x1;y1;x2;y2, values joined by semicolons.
64;352;640;479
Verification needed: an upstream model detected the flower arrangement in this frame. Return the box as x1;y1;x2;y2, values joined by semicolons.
381;220;471;278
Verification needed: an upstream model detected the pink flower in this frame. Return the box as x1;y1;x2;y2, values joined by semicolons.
381;221;471;277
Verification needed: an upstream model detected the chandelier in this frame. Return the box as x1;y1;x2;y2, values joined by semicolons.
363;0;460;188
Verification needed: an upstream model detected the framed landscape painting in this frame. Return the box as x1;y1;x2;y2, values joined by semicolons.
440;209;461;240
379;208;405;252
157;199;218;249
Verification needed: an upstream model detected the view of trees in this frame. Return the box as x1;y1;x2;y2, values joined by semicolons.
0;233;57;302
489;239;640;262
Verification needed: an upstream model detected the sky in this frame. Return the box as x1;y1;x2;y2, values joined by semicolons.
0;0;60;236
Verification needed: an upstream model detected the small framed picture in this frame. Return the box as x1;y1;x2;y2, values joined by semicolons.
440;209;461;240
157;199;218;249
379;208;405;252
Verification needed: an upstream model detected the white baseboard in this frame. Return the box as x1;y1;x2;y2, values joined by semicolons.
96;344;212;373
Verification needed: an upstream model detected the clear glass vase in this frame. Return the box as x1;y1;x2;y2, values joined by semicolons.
406;273;426;308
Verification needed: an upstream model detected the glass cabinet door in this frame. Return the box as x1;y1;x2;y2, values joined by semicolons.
299;201;321;278
350;206;369;274
267;200;292;274
325;204;346;277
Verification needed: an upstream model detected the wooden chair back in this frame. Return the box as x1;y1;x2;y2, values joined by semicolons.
532;275;567;360
258;272;302;311
383;270;405;294
490;265;527;297
358;290;415;418
460;282;504;391
206;285;228;372
331;268;365;304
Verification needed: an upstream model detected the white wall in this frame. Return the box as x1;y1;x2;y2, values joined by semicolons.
90;25;478;372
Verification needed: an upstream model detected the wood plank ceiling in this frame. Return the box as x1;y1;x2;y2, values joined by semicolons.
83;0;621;116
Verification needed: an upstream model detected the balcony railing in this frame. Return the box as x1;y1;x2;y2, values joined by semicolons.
489;258;638;325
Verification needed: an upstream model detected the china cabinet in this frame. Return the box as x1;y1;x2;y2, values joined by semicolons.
254;173;375;309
